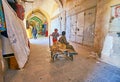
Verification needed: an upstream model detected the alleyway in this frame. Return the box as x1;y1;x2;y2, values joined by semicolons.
4;38;120;82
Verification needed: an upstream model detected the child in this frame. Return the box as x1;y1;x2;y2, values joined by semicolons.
51;28;59;43
59;31;75;51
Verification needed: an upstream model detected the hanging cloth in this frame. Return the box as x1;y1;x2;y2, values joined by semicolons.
0;0;6;31
2;0;30;69
16;3;25;20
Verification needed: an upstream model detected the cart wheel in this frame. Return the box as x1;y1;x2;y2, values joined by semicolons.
64;51;68;57
52;56;54;62
50;54;55;62
55;54;58;59
51;52;53;58
70;55;73;61
50;52;55;62
50;57;54;62
53;54;56;61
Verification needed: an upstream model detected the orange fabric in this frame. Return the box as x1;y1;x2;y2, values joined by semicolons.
52;38;57;43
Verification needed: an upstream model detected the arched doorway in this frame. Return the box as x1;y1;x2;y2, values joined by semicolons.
25;9;48;38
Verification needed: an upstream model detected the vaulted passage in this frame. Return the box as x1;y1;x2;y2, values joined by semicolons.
0;0;120;82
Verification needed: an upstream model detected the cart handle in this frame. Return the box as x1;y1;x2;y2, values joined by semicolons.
49;35;51;48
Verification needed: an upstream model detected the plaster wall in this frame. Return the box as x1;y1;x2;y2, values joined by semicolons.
61;0;97;47
0;52;4;82
63;0;120;54
60;11;66;32
0;39;3;82
95;0;120;53
50;16;61;34
63;0;120;68
96;0;120;68
65;0;97;16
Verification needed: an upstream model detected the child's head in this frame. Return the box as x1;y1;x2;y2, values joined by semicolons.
62;31;66;35
54;28;58;32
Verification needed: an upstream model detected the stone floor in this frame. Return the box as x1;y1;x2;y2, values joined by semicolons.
4;37;120;82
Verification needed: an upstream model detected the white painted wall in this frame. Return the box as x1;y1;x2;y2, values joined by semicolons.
101;33;120;68
50;17;61;34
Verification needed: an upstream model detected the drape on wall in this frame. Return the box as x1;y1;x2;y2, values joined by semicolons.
0;0;6;31
2;0;30;69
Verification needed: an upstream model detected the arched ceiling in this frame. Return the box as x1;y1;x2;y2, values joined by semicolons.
20;0;73;18
19;0;72;28
22;0;64;18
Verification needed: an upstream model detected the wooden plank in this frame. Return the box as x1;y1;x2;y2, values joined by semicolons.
9;57;19;70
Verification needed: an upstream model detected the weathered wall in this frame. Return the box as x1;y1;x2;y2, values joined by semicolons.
50;10;66;34
0;53;4;82
50;0;97;34
50;15;61;34
60;10;66;32
51;0;120;54
63;0;120;53
65;0;97;16
95;0;120;53
63;0;97;47
0;39;3;82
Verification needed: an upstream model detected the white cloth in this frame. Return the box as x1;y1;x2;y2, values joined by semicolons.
101;34;113;56
2;0;30;68
1;35;14;55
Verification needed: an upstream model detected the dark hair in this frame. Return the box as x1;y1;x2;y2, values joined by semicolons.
54;28;58;31
62;31;66;35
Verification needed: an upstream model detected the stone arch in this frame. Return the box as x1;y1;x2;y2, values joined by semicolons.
25;8;50;35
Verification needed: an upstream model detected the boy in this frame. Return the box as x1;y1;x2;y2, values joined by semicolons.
51;28;59;43
59;31;75;51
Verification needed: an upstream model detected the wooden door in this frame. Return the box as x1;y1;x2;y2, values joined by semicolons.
83;8;96;47
76;12;84;44
70;15;77;42
66;16;71;41
61;11;66;32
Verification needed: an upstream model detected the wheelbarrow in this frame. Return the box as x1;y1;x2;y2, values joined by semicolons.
49;36;77;62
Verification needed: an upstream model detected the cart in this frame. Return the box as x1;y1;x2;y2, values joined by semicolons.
49;36;77;62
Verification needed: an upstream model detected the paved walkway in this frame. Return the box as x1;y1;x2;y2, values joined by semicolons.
4;37;120;82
